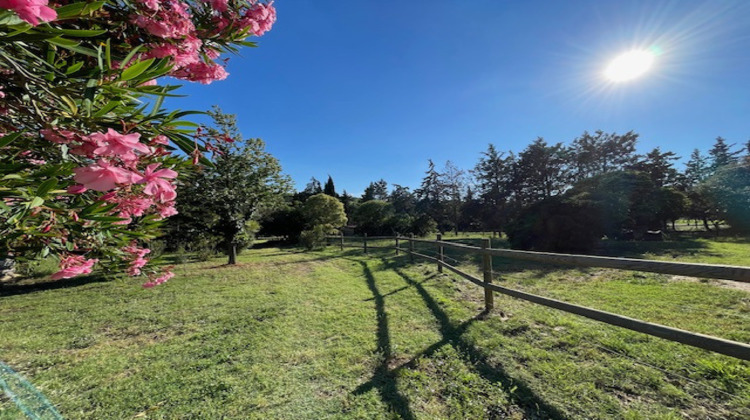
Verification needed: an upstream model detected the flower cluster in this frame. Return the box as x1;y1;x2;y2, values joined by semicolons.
122;243;150;276
142;270;174;288
0;0;277;286
0;0;56;26
51;254;98;280
132;0;277;84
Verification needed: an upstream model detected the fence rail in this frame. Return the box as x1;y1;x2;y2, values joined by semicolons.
326;234;750;361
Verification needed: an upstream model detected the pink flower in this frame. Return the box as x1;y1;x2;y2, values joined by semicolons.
136;0;160;12
40;128;77;144
240;2;276;37
51;254;98;280
73;160;142;192
115;195;154;218
132;0;194;38
91;128;151;163
67;185;88;194
152;135;169;145
69;136;100;157
0;0;57;26
145;36;202;68
156;201;178;218
124;243;151;259
142;270;174;288
137;163;177;202
209;0;227;12
172;61;228;84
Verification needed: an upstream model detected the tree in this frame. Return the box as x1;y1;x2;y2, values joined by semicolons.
569;131;639;181
569;171;662;237
682;149;711;188
362;179;388;202
300;194;347;249
460;187;484;232
339;190;357;220
708;137;741;172
440;161;466;234
415;160;446;229
0;0;277;285
701;163;750;233
472;144;515;233
353;200;394;235
388;184;416;215
516;138;570;204
630;147;680;187
323;175;338;198
171;108;290;265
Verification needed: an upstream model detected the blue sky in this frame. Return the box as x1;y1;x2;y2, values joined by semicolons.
171;0;750;195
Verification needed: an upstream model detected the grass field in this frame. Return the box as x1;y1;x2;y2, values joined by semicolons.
1;238;749;419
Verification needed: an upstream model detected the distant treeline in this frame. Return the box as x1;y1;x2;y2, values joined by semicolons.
261;131;749;252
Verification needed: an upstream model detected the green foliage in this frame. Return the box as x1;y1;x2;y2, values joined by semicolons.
166;108;290;264
507;196;603;252
258;204;305;242
299;225;329;250
353;200;393;235
701;163;750;233
301;193;347;229
0;0;277;280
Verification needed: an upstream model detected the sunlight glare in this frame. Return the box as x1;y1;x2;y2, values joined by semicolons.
604;50;655;82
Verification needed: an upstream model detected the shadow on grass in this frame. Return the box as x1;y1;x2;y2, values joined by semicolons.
353;260;417;420
596;239;712;259
353;257;566;419
0;274;109;297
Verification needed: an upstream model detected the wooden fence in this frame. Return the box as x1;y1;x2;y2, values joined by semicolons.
326;234;750;361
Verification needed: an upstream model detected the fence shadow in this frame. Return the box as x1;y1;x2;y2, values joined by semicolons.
378;257;567;419
353;260;416;420
350;255;566;419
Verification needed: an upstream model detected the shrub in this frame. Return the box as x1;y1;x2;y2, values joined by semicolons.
506;196;603;253
300;225;329;250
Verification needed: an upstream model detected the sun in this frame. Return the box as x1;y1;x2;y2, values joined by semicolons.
604;50;655;82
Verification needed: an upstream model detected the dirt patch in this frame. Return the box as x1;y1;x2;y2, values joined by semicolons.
670;275;750;293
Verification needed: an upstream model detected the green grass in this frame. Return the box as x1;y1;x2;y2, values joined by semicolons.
1;240;749;419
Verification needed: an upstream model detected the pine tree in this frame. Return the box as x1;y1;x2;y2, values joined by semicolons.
323;175;338;197
630;147;680;187
708;137;741;171
683;149;710;188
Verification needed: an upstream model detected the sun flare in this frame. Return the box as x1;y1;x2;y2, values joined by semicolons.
604;50;655;82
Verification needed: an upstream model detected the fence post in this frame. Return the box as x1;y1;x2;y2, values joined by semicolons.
395;237;400;256
482;238;494;312
409;234;414;263
340;232;344;251
436;234;443;273
363;233;368;254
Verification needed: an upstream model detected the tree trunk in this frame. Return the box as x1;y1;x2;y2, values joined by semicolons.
702;217;711;232
227;243;237;265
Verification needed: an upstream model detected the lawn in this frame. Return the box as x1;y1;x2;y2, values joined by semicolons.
1;239;749;419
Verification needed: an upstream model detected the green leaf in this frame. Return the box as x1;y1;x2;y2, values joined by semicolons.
120;58;155;81
36;178;58;196
120;46;143;69
54;2;88;19
92;100;121;118
50;29;107;37
54;1;106;19
47;37;98;57
0;132;23;148
65;61;84;74
28;196;44;208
